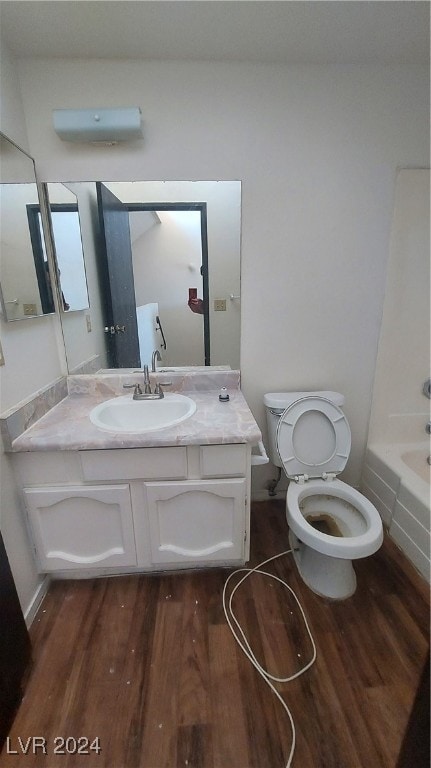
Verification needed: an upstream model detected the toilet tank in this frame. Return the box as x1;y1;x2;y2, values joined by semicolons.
263;391;345;468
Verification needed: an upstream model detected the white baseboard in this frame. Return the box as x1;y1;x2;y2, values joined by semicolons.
24;575;50;628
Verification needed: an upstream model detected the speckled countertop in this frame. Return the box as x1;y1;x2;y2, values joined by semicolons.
9;372;262;452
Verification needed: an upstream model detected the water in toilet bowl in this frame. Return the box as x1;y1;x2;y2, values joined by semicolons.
298;494;367;538
305;514;343;537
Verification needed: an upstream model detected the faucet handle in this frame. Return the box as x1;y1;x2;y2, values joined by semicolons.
154;381;172;396
123;383;143;396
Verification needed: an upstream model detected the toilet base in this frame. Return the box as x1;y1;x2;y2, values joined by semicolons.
289;531;357;600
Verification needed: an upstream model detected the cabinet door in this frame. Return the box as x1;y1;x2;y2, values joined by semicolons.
24;485;136;572
145;479;246;564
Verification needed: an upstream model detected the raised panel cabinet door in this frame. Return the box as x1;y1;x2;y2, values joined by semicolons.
23;484;137;572
145;479;246;564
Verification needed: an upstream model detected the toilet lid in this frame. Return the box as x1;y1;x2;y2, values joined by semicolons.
276;396;351;479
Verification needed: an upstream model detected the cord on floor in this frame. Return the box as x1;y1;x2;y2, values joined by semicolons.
222;549;317;768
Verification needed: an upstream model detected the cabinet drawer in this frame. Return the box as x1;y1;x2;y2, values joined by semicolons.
14;451;82;485
199;444;247;478
80;447;187;481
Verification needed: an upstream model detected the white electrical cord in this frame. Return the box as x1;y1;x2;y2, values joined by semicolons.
222;549;317;768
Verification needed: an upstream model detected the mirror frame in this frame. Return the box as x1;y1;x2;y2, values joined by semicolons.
0;132;58;322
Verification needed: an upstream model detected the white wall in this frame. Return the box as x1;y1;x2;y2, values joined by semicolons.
0;40;30;152
0;41;57;616
0;184;43;317
17;59;429;488
0;45;65;413
368;169;430;443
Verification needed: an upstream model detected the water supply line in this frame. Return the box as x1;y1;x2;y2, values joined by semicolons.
267;467;282;496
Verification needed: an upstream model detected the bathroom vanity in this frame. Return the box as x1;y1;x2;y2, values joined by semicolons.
4;371;261;578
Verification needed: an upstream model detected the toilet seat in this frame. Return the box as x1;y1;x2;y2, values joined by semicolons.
276;396;351;480
287;478;383;559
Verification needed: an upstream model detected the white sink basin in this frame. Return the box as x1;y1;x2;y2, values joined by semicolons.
90;393;196;433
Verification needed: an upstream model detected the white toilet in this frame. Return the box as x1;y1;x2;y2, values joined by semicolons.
264;391;383;600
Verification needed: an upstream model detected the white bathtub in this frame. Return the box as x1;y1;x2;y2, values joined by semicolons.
361;441;430;582
401;446;430;483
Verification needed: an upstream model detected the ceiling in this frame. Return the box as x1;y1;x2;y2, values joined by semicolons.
0;1;429;65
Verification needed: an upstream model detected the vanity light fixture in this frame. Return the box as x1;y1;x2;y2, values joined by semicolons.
52;107;143;144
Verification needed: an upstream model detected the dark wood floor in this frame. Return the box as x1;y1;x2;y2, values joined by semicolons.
1;500;429;768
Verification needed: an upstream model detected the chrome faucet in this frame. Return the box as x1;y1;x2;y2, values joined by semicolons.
151;349;162;372
143;364;152;393
123;361;172;400
123;382;164;400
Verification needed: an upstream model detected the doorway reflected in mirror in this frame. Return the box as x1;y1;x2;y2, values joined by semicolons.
46;180;241;373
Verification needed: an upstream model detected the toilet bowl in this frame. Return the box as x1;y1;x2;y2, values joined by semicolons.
264;391;383;600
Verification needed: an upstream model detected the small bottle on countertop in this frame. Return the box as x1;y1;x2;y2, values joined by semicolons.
219;387;230;402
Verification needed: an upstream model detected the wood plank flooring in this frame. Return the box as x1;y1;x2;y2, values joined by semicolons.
1;500;429;768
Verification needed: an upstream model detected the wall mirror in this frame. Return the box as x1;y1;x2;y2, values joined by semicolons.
25;183;89;315
45;183;89;313
46;180;241;373
0;133;54;321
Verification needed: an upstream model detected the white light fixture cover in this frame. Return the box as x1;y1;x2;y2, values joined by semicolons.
52;107;143;143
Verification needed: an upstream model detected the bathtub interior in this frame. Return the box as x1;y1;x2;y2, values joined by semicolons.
401;448;431;484
361;442;430;583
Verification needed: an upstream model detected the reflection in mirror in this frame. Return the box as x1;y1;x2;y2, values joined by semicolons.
0;133;54;321
97;186;210;368
54;181;241;374
45;183;89;312
128;204;208;366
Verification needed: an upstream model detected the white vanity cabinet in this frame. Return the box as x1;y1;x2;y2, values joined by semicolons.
15;443;251;576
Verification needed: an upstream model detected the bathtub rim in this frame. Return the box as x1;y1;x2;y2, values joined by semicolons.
366;441;430;511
